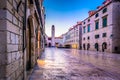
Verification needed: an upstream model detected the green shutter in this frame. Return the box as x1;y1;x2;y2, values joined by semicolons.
84;27;85;33
88;25;90;32
103;17;107;27
95;21;99;29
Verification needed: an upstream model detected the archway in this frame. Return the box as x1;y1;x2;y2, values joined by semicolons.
102;42;107;52
95;43;99;51
83;44;86;50
87;43;90;50
26;19;32;70
55;43;59;47
48;43;51;47
26;17;35;70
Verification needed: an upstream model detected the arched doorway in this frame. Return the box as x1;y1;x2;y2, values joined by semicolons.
83;44;86;50
55;43;59;47
26;19;32;71
87;43;90;50
95;43;99;51
48;43;51;47
102;42;107;52
26;17;35;70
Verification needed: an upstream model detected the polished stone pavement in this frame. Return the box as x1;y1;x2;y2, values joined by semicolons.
29;48;120;80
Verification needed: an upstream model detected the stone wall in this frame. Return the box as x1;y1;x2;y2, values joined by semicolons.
112;2;120;52
0;0;25;79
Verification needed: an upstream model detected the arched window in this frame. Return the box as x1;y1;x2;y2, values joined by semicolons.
87;43;90;50
95;43;98;48
95;43;99;51
102;42;107;49
83;44;86;50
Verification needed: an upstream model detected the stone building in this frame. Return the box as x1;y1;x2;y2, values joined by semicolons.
0;0;45;80
64;22;82;49
46;36;63;47
58;0;120;53
45;25;64;47
54;37;63;47
81;0;120;53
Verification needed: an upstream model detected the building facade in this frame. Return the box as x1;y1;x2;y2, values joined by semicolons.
0;0;45;80
81;0;120;53
62;0;120;53
64;22;82;49
54;37;63;47
46;36;63;48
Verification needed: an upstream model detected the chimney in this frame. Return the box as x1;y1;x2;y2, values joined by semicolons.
77;21;82;25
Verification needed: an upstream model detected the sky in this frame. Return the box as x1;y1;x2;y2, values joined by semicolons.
44;0;104;37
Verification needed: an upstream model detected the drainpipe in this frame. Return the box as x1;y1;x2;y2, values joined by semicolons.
23;0;27;79
23;0;27;51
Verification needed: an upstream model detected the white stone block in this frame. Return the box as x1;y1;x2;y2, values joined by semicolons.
6;10;13;22
11;33;16;44
11;52;16;62
7;53;12;64
7;44;18;52
0;31;6;53
16;35;19;44
13;16;18;25
7;21;19;34
7;32;11;44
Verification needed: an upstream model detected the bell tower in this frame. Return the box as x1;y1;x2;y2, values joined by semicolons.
51;25;55;47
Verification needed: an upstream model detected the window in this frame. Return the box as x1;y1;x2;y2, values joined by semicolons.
87;24;90;32
88;19;90;22
102;42;107;49
110;34;113;38
102;16;107;27
87;43;90;50
95;43;99;51
83;27;86;33
102;33;107;37
88;36;90;40
95;13;99;18
95;21;99;30
83;44;86;50
84;22;86;24
103;8;107;13
95;34;99;39
114;47;118;51
83;37;85;40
